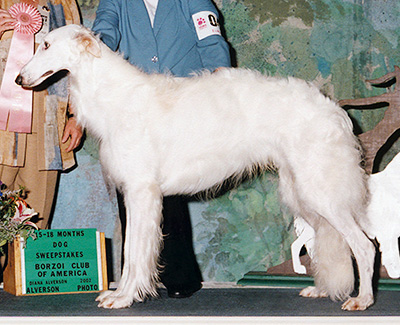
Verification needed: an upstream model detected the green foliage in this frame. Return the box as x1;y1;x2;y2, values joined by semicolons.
77;0;99;11
242;0;314;27
196;173;295;281
0;186;37;255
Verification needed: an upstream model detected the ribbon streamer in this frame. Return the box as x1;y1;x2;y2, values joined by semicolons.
0;3;42;133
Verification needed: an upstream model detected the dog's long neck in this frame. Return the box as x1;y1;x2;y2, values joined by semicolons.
68;44;155;141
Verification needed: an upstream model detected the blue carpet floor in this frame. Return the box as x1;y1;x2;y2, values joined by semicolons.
1;286;400;317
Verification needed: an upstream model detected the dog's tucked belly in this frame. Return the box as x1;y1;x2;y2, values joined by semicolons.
158;146;273;196
159;163;237;195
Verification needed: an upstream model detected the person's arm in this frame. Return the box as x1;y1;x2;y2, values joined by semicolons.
91;0;121;51
189;0;231;70
0;8;15;38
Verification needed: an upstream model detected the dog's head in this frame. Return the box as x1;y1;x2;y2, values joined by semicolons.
16;24;102;88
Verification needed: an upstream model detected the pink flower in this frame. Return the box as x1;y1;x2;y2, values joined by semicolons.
11;200;38;229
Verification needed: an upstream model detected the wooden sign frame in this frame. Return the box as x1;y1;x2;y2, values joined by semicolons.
3;229;108;296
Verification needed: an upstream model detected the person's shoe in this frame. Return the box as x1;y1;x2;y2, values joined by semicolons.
167;282;202;299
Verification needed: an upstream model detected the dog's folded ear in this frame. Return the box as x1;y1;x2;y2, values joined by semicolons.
75;31;102;58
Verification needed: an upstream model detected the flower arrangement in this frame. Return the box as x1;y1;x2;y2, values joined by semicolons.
0;182;37;255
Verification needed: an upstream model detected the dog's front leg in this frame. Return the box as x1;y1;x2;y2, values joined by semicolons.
97;183;163;309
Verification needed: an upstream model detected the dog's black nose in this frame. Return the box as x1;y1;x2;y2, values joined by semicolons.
15;74;23;86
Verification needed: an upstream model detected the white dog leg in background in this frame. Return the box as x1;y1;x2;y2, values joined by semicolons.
362;152;400;279
379;237;400;278
291;217;315;275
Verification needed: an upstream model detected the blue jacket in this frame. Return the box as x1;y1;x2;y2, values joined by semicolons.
92;0;231;77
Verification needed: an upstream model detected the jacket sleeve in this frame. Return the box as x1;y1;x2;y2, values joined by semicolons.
92;0;121;52
188;0;231;70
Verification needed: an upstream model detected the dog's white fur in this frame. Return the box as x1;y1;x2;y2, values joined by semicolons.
17;25;375;310
292;152;400;279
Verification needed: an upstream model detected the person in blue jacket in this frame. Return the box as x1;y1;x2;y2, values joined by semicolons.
92;0;231;299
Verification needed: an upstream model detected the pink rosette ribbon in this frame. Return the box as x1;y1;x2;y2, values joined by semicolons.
0;3;42;133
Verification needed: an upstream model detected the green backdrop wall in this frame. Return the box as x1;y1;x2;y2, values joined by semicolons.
51;0;400;282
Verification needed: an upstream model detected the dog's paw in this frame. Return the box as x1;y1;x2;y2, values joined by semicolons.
341;295;374;311
95;290;114;302
96;291;133;309
299;286;328;298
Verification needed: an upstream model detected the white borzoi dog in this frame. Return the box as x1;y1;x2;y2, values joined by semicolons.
16;25;375;311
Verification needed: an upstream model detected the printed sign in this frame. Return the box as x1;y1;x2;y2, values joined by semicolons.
20;228;106;295
192;11;221;40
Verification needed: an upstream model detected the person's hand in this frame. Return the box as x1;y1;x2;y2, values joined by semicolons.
0;9;15;38
62;117;83;152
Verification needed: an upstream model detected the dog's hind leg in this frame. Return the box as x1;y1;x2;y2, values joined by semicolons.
298;212;375;311
300;218;353;300
97;182;163;309
329;217;375;311
279;161;375;310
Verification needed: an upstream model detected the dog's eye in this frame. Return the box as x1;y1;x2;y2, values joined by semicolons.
43;41;50;50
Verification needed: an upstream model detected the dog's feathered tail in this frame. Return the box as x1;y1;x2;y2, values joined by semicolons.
312;218;354;300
